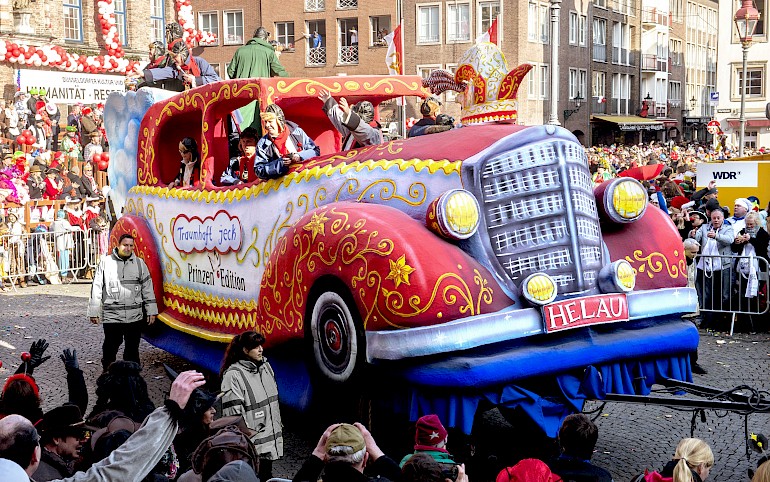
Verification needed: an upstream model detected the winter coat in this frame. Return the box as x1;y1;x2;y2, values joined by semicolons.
547;455;614;482
636;460;702;482
255;121;320;165
34;448;75;481
221;359;283;460
693;222;734;267
87;248;158;323
143;56;221;92
208;460;259;482
227;38;288;80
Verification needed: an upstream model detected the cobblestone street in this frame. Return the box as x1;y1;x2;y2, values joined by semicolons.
1;284;768;481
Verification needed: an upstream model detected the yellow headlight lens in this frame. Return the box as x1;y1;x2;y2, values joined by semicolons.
615;260;636;291
439;190;480;239
611;180;647;220
524;273;557;305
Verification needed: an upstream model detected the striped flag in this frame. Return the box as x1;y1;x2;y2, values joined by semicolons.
384;24;403;75
476;17;499;45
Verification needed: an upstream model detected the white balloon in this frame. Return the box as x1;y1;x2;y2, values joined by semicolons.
33;59;41;66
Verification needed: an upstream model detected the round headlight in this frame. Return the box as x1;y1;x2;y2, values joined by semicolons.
598;259;636;293
522;272;558;305
427;189;480;240
601;178;648;223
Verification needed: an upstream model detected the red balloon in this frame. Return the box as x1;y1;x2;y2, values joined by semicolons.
12;49;19;57
97;160;109;171
20;352;31;362
24;135;35;145
102;153;110;162
15;135;25;145
23;51;31;59
93;153;102;163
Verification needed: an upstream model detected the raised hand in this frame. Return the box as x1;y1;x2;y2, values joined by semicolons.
60;348;79;370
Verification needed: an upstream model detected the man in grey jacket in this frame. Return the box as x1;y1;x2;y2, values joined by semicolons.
693;208;734;329
318;89;382;151
88;233;157;370
0;370;206;482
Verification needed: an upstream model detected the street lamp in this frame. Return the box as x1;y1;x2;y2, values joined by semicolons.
734;0;761;157
690;96;697;112
563;94;584;122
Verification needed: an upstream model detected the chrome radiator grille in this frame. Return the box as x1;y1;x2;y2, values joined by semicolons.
480;140;603;293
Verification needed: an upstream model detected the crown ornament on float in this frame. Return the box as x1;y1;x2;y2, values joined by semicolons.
422;42;532;126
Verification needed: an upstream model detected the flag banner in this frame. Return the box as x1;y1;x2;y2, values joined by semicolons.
476;17;499;45
384;24;403;75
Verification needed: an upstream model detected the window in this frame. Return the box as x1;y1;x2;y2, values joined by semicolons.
594;0;606;8
568;69;587;99
745;131;758;149
445;63;459;101
275;22;295;52
305;0;325;12
669;81;681;101
592;18;606;62
612;73;630;115
337;0;357;8
339;18;358;65
593;71;606;98
223;11;244;45
670;39;682;65
417;64;442;79
198;12;219;46
578;14;586;46
612;22;630;64
755;0;766;37
735;66;765;98
447;2;471;42
211;63;221;78
150;0;164;44
478;1;500;33
224;63;230;80
528;1;549;43
569;12;578;45
418;4;440;44
63;0;83;42
114;0;127;45
670;0;683;22
307;20;326;66
371;15;391;46
527;62;549;100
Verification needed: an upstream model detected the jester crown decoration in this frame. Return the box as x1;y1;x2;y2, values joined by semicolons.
423;42;532;126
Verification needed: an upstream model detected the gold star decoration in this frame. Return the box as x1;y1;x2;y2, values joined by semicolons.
303;212;329;242
386;254;415;289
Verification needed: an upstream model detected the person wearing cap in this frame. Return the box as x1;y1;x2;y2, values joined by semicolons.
80;107;98;148
138;40;221;93
43;166;63;200
408;96;447;138
84;130;103;165
26;163;44;200
33;404;94;481
256;103;320;178
45;101;61;151
13;91;30;130
67;104;82;134
400;414;456;468
318;89;382;150
26;87;40;122
293;422;402;482
729;197;752;235
0;370;206;482
221;127;259;185
61;125;82;169
31;114;48;150
692;207;734;332
227;27;288;129
80;161;99;198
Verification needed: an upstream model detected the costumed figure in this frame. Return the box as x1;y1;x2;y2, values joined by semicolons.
61;126;82;170
43;166;63;200
80;107;98;148
221;127;259;186
140;40;220;92
80;162;99;198
31;114;47;150
170;137;201;188
84;131;103;165
13;91;30;130
407;96;453;138
318;89;382;150
255;103;319;179
6;101;20;137
45;100;61;151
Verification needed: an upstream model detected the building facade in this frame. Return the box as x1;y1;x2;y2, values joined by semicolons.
715;0;768;150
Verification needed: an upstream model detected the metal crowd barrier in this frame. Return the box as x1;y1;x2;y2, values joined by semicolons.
0;227;108;291
693;253;770;336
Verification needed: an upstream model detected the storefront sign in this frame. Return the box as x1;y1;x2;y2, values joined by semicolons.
618;123;664;131
16;69;125;105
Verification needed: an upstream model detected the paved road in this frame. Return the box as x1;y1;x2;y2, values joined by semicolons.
1;283;768;481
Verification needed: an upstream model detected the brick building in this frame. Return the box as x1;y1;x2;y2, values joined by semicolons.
193;0;397;78
0;0;174;100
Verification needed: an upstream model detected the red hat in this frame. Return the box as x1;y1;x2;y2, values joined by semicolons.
2;373;40;400
53;151;63;159
35;100;46;112
670;196;690;210
414;414;448;451
496;459;561;482
82;107;92;116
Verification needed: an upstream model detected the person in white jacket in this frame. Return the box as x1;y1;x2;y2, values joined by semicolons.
50;209;81;279
88;233;157;370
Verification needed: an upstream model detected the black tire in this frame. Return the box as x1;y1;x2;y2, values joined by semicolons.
307;279;365;384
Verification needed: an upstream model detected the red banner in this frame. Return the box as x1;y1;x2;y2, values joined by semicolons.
543;293;628;333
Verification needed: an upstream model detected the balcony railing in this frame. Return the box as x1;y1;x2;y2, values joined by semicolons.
592;97;607;114
612;47;630;65
641;54;668;72
593;44;606;62
641;8;669;26
307;47;326;66
338;45;358;65
305;0;324;11
337;0;357;8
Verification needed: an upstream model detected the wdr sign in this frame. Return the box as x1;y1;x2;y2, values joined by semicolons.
696;162;758;188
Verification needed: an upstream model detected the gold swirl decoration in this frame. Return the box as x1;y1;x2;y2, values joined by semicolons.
145;202;182;278
164;283;258;311
268;78;427;104
624;249;686;279
129;158;461;203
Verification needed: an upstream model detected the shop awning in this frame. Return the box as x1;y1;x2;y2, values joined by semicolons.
726;118;770;128
591;115;664;131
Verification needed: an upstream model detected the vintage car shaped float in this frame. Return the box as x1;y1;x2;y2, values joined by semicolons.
104;43;698;435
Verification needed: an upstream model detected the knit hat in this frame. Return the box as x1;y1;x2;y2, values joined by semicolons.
704;197;721;212
414;414;448;451
670;196;690;210
735;198;752;212
325;423;365;454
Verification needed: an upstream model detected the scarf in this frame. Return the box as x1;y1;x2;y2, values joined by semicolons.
180;56;201;77
271;127;291;157
747;225;760;237
235;155;254;181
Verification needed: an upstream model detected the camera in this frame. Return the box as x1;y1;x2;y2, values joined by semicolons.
435;114;455;127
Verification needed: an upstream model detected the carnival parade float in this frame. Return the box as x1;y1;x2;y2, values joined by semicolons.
103;43;697;436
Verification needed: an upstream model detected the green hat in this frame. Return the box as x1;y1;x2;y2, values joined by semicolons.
38;88;47;96
65;125;77;133
29;88;38;95
13;151;25;159
325;424;365;454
